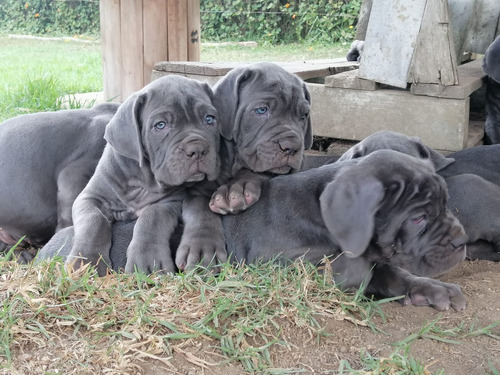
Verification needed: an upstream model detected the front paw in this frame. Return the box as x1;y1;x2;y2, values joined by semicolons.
175;232;227;272
65;251;111;277
404;278;466;311
209;181;261;215
125;244;175;274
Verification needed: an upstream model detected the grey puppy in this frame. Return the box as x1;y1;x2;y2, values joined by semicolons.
175;62;313;271
38;150;467;311
0;103;118;260
337;130;500;259
482;35;500;144
67;75;221;276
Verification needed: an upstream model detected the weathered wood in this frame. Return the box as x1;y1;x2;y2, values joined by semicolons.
187;0;201;61
448;0;477;61
142;0;169;85
410;58;487;98
358;0;427;88
324;69;378;91
100;0;122;102
408;0;458;86
307;83;469;151
120;0;144;100
463;0;500;54
167;0;188;61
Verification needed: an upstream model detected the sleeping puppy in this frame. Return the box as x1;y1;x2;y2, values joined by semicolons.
67;75;221;276
38;150;467;311
176;62;313;271
0;103;118;260
482;35;500;144
336;130;500;259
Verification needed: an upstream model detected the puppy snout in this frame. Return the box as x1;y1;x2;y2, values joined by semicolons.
451;233;468;250
278;139;300;156
184;140;208;160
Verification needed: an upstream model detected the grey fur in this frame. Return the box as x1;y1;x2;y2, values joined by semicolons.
0;103;118;255
67;75;221;276
483;35;500;144
38;150;467;311
338;130;500;259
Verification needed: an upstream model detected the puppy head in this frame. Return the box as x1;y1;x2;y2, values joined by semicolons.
104;75;221;186
320;150;467;276
338;130;454;172
483;35;500;83
213;62;312;175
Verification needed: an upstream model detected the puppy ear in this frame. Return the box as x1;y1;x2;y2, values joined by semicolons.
303;83;313;150
104;92;146;166
320;172;384;258
213;67;254;140
409;136;454;171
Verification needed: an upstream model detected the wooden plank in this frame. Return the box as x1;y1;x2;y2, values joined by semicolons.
408;0;458;86
307;83;469;151
324;69;378;91
187;0;201;61
120;0;144;100
410;58;487;98
167;0;188;61
463;0;500;54
358;0;427;88
142;0;169;85
100;0;122;102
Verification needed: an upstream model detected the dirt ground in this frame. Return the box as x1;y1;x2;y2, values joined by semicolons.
129;260;500;375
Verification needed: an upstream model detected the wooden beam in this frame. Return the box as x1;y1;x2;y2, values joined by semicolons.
143;0;169;85
187;0;201;61
167;0;188;61
120;0;144;100
100;0;122;102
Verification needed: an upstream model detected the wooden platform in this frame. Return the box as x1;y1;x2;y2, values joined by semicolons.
152;58;487;151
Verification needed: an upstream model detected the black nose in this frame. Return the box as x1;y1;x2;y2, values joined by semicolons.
451;233;468;249
185;141;208;160
278;139;300;156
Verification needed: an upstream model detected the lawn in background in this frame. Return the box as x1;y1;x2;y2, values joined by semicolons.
0;35;349;121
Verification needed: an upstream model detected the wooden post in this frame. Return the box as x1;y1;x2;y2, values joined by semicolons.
100;0;122;102
167;0;188;61
187;0;201;61
100;0;200;102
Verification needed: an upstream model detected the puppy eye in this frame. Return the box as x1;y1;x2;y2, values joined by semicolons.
300;113;309;121
255;107;268;115
412;215;426;224
155;121;167;130
205;115;216;125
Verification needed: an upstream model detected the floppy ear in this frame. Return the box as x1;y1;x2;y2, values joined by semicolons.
104;92;146;166
320;171;385;258
213;67;254;140
408;136;454;171
303;83;313;150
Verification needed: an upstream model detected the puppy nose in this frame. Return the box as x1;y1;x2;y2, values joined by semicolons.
185;141;208;160
278;139;300;156
451;233;468;249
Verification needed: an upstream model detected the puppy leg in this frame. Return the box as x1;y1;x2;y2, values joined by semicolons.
209;170;269;214
56;162;97;231
176;196;227;271
69;198;113;276
366;264;466;311
125;201;181;274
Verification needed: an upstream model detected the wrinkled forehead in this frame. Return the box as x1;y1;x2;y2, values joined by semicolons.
241;75;308;106
142;80;215;120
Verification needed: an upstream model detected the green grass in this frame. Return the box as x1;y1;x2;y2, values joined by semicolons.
0;36;102;120
0;35;349;121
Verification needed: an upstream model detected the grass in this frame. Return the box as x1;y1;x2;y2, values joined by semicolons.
0;35;349;121
0;256;380;373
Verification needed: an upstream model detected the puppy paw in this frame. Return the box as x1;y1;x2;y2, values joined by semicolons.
175;232;227;272
209;181;261;215
125;244;175;275
404;278;466;311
